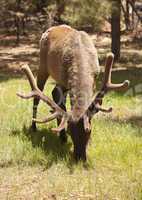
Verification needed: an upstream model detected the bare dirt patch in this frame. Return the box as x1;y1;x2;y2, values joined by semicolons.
0;32;142;76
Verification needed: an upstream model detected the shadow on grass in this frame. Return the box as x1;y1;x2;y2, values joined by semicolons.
124;115;142;135
11;125;92;169
23;125;73;167
127;115;142;130
12;125;84;169
105;115;142;136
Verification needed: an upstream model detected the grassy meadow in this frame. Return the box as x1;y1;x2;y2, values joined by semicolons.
0;72;142;200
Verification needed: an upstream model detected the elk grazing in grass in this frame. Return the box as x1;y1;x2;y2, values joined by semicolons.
17;25;130;161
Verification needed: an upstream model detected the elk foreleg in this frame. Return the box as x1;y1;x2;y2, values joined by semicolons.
32;73;48;131
52;85;67;143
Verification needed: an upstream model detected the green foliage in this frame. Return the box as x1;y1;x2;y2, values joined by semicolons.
1;0;111;32
63;0;111;31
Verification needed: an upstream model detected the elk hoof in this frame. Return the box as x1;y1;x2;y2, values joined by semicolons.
59;131;67;144
31;122;37;132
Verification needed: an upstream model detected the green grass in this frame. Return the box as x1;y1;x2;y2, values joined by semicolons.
0;76;142;199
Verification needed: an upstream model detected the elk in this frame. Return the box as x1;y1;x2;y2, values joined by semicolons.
17;25;130;161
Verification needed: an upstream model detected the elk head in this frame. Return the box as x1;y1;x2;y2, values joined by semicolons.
17;53;129;161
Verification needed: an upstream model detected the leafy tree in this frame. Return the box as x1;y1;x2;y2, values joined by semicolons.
54;0;67;23
62;0;111;31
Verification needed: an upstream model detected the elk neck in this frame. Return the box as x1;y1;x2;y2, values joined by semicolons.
66;33;98;122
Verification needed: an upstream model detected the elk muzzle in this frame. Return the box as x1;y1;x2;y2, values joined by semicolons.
68;117;91;161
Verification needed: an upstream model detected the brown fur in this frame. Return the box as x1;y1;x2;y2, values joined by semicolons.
18;25;129;161
31;25;101;161
38;25;100;121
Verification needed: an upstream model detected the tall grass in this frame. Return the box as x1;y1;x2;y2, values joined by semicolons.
0;76;142;199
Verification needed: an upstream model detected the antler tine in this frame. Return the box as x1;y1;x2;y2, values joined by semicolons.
102;52;114;90
17;91;36;99
103;53;130;91
21;64;38;91
17;64;70;132
92;53;130;114
52;115;69;132
32;112;59;124
95;103;112;113
33;112;70;133
17;64;60;111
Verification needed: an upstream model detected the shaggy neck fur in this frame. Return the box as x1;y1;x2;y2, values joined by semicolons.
65;32;97;121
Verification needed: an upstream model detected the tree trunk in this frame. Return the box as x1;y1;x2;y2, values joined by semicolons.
16;0;21;11
126;0;130;30
111;0;121;61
